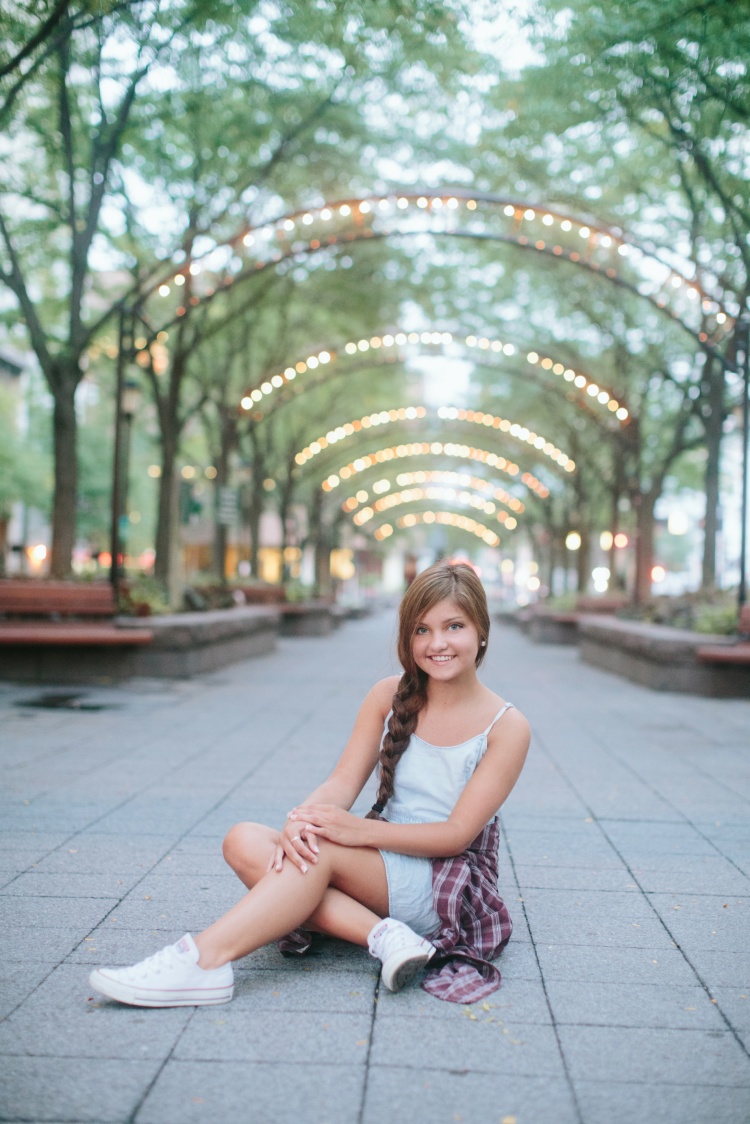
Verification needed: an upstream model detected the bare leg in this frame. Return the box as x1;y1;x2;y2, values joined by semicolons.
196;833;389;970
222;821;389;948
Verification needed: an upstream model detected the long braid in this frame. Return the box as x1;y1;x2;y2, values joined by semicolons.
365;670;428;820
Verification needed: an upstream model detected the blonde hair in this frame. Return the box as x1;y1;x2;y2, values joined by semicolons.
367;561;490;818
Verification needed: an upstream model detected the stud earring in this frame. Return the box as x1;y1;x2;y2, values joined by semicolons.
480;640;486;646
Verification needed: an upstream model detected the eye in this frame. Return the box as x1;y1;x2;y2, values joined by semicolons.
448;622;464;630
415;626;428;634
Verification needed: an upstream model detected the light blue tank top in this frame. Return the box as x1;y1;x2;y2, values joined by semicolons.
382;703;515;825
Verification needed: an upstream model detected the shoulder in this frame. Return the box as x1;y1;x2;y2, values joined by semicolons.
369;675;400;713
364;674;404;719
488;703;530;751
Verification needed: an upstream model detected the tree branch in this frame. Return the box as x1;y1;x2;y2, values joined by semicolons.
0;209;54;379
0;0;71;80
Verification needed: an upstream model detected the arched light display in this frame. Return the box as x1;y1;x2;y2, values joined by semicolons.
320;442;551;499
238;329;630;425
140;191;732;352
294;406;575;472
374;510;502;547
342;470;525;516
350;486;519;529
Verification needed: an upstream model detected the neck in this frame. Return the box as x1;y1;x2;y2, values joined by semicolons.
425;667;482;707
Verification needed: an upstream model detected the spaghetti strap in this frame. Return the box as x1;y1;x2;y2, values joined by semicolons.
482;703;515;737
379;708;393;749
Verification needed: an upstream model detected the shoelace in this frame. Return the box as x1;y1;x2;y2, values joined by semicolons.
375;925;423;958
131;944;183;979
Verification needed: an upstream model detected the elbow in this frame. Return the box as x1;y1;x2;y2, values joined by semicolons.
446;827;473;857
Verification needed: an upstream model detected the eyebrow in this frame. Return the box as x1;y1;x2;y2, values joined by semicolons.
417;614;467;626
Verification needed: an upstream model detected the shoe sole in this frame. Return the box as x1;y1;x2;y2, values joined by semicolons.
89;969;234;1008
381;947;435;992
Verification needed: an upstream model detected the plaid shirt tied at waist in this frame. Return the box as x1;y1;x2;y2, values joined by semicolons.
279;819;512;1005
422;818;512;1003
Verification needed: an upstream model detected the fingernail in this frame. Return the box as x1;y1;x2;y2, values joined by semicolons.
276;864;282;871
290;813;297;820
301;864;308;874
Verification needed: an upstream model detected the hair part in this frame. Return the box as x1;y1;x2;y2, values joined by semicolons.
366;561;490;819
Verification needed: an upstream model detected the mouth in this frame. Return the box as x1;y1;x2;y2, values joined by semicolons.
428;655;454;663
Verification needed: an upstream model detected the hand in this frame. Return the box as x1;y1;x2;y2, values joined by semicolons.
288;804;368;848
266;817;320;876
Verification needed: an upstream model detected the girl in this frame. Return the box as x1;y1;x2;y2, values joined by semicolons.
90;561;530;1007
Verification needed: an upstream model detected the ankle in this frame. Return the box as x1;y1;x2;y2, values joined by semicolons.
193;937;227;972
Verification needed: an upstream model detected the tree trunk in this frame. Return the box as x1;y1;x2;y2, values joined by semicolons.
212;444;230;582
576;528;590;594
701;358;724;590
247;475;264;579
154;433;178;589
0;516;7;577
306;487;329;597
608;483;620;590
545;534;555;596
315;529;332;598
50;365;79;578
278;464;296;583
633;490;657;605
213;488;228;582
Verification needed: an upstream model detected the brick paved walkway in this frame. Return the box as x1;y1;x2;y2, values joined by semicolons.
1;611;749;1123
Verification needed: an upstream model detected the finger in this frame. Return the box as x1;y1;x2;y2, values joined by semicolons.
290;832;318;863
290;804;321;818
282;838;308;874
292;810;324;828
272;844;284;872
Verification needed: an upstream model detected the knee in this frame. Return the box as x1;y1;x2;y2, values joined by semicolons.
222;821;269;872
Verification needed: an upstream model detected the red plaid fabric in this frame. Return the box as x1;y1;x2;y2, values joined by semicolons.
421;819;512;1003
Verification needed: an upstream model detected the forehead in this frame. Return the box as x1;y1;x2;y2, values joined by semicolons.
416;598;468;624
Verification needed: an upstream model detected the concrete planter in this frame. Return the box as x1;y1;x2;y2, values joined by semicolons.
280;601;336;637
0;606;280;683
527;609;579;646
578;615;749;697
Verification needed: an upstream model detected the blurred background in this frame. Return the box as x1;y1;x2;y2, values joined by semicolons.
0;0;747;629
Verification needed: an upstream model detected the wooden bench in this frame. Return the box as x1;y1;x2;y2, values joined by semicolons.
0;580;152;647
697;604;750;667
0;580;283;683
579;614;750;698
0;581;153;683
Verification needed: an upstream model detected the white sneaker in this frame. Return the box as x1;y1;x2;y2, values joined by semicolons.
89;934;234;1008
367;918;436;992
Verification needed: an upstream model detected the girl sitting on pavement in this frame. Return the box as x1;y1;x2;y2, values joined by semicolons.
90;560;530;1007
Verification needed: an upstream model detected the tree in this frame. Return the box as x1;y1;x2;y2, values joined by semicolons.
0;0;229;575
1;0;477;580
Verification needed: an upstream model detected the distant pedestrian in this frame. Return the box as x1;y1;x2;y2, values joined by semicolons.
89;561;530;1007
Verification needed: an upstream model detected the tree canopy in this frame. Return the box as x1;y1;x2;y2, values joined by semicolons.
1;0;747;601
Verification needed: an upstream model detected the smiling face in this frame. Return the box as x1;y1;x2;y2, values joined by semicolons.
411;597;482;682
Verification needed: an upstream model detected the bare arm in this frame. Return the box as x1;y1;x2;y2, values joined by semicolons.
293;708;531;859
271;675;398;871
